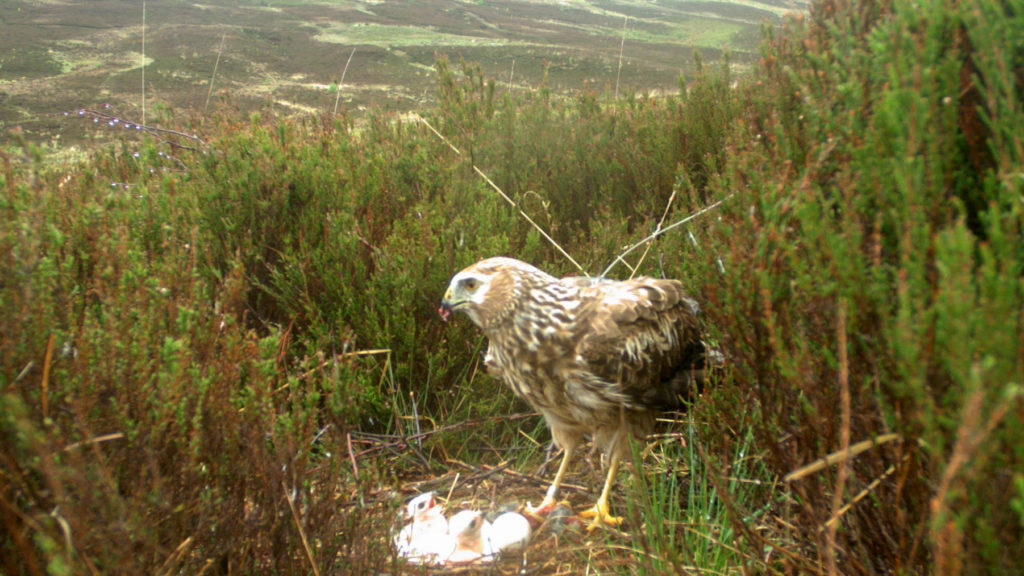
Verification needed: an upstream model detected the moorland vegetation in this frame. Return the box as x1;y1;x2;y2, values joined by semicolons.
2;0;1022;574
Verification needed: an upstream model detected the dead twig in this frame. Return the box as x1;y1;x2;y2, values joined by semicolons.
350;412;538;459
629;178;675;280
157;536;195;576
283;482;321;576
204;32;226;111
602;197;729;278
821;453;911;533
333;47;357;115
399;433;433;469
75;108;204;150
446;458;589;495
346;431;359;478
445;472;461;503
825;299;851;576
415;114;586;275
784;433;903;483
60;433;126;453
296;348;391;382
41;334;55;419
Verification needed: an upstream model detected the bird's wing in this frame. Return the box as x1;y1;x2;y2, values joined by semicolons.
572;276;704;409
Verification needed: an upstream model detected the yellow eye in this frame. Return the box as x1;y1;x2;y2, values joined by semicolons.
463;278;478;291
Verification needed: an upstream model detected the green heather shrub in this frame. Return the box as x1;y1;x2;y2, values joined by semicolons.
1;144;393;573
691;0;1024;572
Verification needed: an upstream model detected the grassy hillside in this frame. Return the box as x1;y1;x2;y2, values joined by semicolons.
0;0;795;152
2;0;1022;574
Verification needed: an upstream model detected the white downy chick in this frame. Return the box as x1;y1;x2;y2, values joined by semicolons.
484;511;531;556
446;509;492;564
394;492;453;564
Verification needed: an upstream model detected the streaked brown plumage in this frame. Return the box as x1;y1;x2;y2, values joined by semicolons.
439;257;706;525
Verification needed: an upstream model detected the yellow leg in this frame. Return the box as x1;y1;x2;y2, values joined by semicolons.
524;445;573;517
578;453;623;527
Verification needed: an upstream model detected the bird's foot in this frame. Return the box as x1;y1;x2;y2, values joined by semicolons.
578;500;623;529
523;496;558;519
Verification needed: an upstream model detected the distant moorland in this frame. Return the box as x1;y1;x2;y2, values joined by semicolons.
0;0;803;150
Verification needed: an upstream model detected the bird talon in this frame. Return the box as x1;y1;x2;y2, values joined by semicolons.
523;497;556;519
578;503;623;528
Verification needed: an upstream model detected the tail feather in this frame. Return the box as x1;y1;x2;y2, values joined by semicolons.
638;340;722;410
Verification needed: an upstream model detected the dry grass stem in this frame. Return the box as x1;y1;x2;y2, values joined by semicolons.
445;472;461;503
141;1;146;125
14;361;34;385
284;482;321;576
157;536;194;576
60;433;126;453
346;431;360;477
825;300;851;576
630;187;676;279
821;454;910;532
296;348;390;381
333;47;357;115
679;523;748;559
602;196;728;277
445;458;590;495
41;333;54;419
783;433;902;483
614;16;628;100
204;32;226;111
410;390;422;449
415;114;586;274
